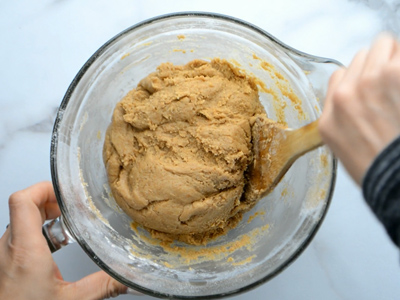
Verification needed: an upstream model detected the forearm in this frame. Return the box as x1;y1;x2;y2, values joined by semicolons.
363;135;400;247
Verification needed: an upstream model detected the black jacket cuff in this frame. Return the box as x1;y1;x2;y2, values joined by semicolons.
362;135;400;247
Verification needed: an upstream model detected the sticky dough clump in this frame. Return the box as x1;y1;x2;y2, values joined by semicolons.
103;59;267;245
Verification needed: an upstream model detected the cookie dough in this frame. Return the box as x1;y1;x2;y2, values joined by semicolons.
103;59;268;245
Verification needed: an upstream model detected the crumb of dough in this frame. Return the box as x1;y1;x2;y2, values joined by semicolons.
103;58;270;245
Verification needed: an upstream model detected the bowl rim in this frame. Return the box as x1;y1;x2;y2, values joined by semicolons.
50;11;337;299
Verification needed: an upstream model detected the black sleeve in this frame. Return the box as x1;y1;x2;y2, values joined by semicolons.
362;135;400;248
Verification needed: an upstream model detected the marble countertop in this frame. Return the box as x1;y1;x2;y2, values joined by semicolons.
1;0;399;299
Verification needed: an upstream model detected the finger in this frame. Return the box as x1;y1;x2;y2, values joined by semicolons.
384;39;400;88
127;288;144;296
69;271;129;300
53;261;64;281
362;32;397;75
326;68;346;101
341;49;368;86
8;181;61;246
10;181;60;222
393;37;400;55
322;67;346;118
0;226;11;250
382;41;400;111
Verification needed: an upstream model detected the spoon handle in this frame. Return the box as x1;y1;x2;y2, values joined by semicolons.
284;120;323;160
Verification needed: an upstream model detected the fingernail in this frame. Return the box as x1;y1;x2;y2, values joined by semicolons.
127;288;144;296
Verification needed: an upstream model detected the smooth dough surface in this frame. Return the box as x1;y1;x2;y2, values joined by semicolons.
103;59;267;244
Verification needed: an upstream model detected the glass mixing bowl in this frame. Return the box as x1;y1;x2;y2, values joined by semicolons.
48;12;340;299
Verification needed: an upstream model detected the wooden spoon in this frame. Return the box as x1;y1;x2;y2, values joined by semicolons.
246;116;323;200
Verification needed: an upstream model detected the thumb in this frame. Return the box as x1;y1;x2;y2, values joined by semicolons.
69;271;128;300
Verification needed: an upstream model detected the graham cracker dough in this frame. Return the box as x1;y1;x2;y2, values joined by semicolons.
103;59;269;245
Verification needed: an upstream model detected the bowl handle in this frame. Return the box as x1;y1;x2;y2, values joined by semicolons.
286;51;344;107
42;216;75;253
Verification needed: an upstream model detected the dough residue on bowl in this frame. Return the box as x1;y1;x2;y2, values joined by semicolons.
103;58;270;245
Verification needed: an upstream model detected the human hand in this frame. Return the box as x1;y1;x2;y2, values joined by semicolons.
0;181;129;300
319;33;400;184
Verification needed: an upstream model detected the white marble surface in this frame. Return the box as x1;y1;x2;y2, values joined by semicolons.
1;0;400;299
